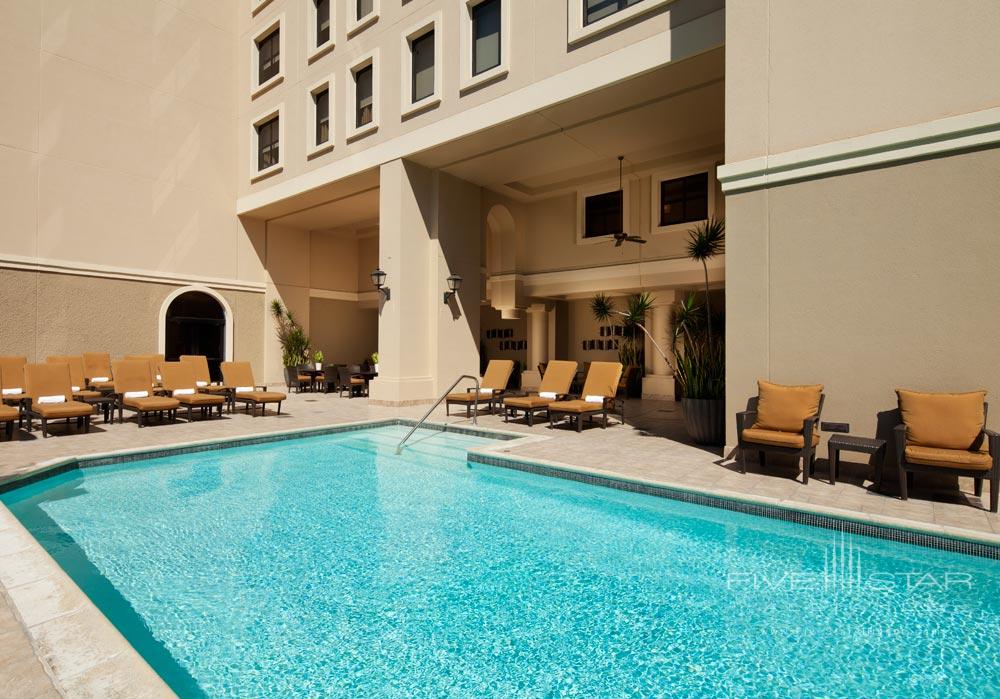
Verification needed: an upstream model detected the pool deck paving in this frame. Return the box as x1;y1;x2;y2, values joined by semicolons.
0;391;997;697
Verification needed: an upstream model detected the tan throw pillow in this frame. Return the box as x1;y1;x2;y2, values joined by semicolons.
755;380;824;433
896;389;986;450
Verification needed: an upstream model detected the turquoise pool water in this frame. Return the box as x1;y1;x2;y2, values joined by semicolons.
3;425;999;697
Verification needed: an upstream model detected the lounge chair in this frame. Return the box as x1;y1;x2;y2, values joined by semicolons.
112;360;180;427
160;362;226;421
735;380;824;483
82;352;115;391
547;361;624;432
0;368;21;439
0;355;26;406
46;356;103;401
23;363;95;437
445;359;515;416
894;389;998;512
220;361;286;417
503;360;578;426
337;365;366;398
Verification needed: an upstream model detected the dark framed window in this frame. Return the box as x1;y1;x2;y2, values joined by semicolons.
316;0;330;46
257;28;280;85
659;172;708;227
472;0;501;76
357;0;373;20
355;65;373;128
584;0;644;26
411;31;435;103
256;116;279;171
314;89;329;145
584;190;623;239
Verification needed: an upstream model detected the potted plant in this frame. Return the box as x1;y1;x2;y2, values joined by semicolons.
590;218;725;445
271;301;312;388
370;352;379;374
313;350;324;371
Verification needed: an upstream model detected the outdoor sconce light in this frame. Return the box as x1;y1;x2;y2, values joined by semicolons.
443;274;463;304
371;268;390;301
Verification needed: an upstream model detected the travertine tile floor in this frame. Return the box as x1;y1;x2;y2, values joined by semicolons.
1;391;998;697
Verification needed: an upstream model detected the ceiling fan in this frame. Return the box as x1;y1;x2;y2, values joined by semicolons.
612;155;646;247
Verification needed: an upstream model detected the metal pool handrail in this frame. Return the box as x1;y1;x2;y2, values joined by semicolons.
396;374;480;454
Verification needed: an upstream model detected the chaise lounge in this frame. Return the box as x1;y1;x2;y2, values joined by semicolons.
23;363;96;437
161;362;226;421
736;380;825;483
894;389;998;512
83;352;115;392
113;359;180;427
445;359;514;417
503;360;578;426
221;361;286;417
547;361;624;432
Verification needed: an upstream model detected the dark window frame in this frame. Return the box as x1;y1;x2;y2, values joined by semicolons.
410;30;435;103
314;88;330;146
256;28;280;86
583;189;623;239
471;0;502;77
584;0;644;26
315;0;330;47
354;64;374;129
256;116;279;172
658;172;709;228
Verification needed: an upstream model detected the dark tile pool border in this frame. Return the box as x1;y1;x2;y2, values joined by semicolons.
468;452;1000;560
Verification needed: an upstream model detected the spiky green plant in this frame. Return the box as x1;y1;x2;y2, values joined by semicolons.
271;300;312;367
686;217;725;346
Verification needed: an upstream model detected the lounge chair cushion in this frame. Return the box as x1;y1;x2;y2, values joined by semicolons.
504;395;554;409
297;374;312;382
548;399;605;414
31;401;94;419
481;360;515;392
234;390;286;403
904;445;992;470
896;389;986;450
754;380;823;432
124;396;180;411
447;392;495;403
742;427;820;449
0;405;17;421
176;393;225;407
72;389;103;400
350;378;365;386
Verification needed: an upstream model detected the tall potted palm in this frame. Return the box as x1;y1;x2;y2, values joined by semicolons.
271;300;312;388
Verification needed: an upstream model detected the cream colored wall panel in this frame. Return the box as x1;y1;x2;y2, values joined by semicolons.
309;298;378;365
237;216;268;283
167;9;239;114
176;0;238;33
357;235;378;290
0;146;39;258
0;40;39;151
264;224;311;286
309;231;358;292
1;0;41;48
723;0;767;163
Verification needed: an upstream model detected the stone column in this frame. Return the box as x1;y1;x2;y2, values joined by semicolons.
522;303;549;390
642;291;677;400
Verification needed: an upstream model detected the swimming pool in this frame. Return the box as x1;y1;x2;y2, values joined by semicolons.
3;424;998;697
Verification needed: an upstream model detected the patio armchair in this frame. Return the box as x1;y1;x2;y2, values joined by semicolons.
736;380;825;483
894;389;998;512
112;360;180;427
445;360;515;416
547;361;624;432
337;365;367;398
503;360;578;426
221;361;286;416
23;362;95;437
285;365;312;393
321;364;345;393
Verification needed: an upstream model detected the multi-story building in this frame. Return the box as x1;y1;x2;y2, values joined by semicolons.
2;0;997;449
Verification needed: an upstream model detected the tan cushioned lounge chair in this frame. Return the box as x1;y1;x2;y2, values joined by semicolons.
736;380;825;483
180;355;231;400
160;362;226;421
0;368;21;439
445;359;515;417
547;361;624;432
0;356;26;406
82;352;115;390
503;360;578;426
113;360;180;427
220;361;286;417
894;389;998;511
23;362;95;437
46;356;102;400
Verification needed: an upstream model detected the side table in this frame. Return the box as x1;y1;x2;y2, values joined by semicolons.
826;434;888;488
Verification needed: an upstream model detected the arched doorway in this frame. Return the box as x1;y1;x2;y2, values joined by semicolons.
162;290;227;380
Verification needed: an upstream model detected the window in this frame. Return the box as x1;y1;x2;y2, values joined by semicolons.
357;0;373;19
472;0;501;76
315;89;330;145
316;0;330;46
584;0;643;26
411;31;435;103
355;65;373;128
348;0;379;36
257;28;280;85
256;116;279;171
658;172;708;227
584;190;623;239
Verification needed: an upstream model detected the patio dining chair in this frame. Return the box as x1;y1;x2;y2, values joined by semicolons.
338;365;367;398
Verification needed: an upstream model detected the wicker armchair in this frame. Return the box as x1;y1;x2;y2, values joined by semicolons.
736;380;825;483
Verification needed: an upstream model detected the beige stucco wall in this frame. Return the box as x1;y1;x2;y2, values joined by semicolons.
309;298;378;366
726;0;1000;162
0;268;264;372
725;148;1000;450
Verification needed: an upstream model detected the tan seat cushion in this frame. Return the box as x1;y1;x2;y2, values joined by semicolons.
548;399;604;414
504;396;554;409
755;380;823;432
447;392;494;403
90;380;115;390
0;405;17;421
32;401;94;419
350;378;365;385
176;393;225;407
297;374;312;382
743;427;820;449
904;445;993;470
235;391;286;403
897;389;986;450
73;390;103;400
124;396;180;411
199;385;231;394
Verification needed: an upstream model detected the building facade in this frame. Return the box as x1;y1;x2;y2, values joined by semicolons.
1;1;996;442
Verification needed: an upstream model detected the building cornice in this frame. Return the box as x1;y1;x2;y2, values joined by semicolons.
718;106;1000;193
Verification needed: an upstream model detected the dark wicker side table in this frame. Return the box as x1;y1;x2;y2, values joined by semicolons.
826;434;887;488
